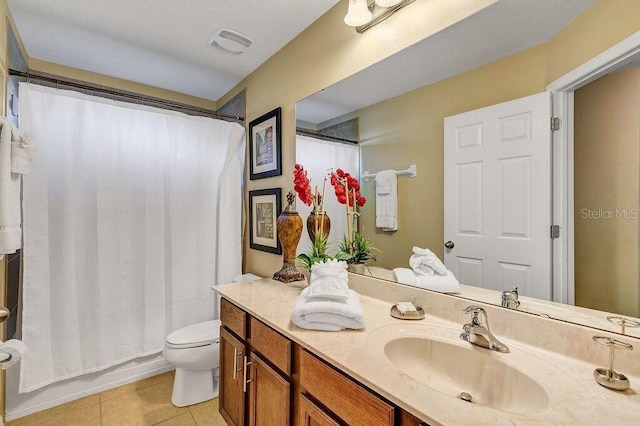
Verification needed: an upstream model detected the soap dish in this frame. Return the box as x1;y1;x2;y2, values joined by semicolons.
390;305;425;320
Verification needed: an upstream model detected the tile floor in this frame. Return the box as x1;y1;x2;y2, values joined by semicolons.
7;371;227;426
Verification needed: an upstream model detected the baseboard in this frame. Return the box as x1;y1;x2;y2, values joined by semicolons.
6;354;173;421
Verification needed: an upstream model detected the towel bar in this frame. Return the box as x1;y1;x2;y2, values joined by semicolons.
362;165;417;182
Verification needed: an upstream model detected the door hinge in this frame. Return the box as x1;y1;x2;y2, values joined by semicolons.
551;117;561;131
550;225;560;239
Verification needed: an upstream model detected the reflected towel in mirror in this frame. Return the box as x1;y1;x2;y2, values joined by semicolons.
393;267;460;293
409;246;447;276
375;169;397;231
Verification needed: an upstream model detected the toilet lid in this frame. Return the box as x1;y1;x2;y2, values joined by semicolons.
166;319;221;349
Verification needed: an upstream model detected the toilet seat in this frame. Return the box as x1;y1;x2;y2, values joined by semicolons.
165;319;221;349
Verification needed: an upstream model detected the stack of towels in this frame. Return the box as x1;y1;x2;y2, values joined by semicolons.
292;259;365;332
393;247;460;293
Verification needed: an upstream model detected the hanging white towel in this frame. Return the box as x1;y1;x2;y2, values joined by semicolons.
0;117;23;257
409;247;447;276
393;267;460;293
291;287;365;331
375;169;398;231
11;131;36;175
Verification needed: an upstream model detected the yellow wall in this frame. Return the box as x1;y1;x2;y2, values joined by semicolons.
574;68;639;317
28;59;216;111
358;45;547;266
226;0;640;278
218;0;497;278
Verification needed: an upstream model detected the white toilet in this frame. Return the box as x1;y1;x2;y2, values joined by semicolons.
163;319;221;407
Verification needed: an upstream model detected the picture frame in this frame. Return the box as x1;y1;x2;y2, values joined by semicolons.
249;107;282;180
249;188;282;254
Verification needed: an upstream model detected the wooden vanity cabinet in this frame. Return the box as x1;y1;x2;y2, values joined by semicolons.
220;326;247;426
220;299;249;426
298;393;341;426
219;297;427;426
247;352;291;425
220;298;292;426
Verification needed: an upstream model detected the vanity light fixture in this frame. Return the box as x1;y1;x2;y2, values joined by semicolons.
344;0;415;33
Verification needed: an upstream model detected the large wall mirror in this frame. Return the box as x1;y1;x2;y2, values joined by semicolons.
296;0;640;339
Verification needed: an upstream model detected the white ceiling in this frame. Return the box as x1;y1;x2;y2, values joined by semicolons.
7;0;341;101
297;0;596;125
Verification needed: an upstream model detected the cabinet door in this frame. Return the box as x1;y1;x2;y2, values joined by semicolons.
220;326;246;426
248;353;291;426
298;394;341;426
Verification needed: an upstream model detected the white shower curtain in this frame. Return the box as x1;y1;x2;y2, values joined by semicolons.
18;83;245;393
295;134;360;255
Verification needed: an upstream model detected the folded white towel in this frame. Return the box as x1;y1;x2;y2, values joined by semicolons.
393;267;460;293
292;287;365;332
409;247;447;276
375;169;398;231
0;118;23;256
308;259;349;301
11;132;36;175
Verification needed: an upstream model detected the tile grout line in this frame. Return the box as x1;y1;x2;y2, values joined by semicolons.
99;393;103;425
149;410;193;426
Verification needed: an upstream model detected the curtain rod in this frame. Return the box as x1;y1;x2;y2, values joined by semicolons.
296;128;358;145
9;69;244;122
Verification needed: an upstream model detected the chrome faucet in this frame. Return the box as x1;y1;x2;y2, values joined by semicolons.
460;306;510;353
501;287;520;310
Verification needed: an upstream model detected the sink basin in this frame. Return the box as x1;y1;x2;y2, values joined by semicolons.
381;334;550;414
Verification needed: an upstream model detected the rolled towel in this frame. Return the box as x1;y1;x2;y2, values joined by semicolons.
292;287;365;332
409;247;447;276
308;259;349;301
11;132;36;175
393;267;460;293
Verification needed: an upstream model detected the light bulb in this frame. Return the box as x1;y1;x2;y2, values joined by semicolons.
344;0;372;27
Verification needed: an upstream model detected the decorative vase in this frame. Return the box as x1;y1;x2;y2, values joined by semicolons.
273;192;305;283
306;211;331;243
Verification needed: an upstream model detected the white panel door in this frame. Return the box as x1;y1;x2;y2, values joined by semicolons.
444;92;552;300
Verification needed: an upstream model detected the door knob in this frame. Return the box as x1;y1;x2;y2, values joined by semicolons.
0;307;9;324
444;241;455;249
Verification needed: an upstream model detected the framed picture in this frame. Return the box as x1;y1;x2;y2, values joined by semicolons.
249;107;282;180
249;188;282;254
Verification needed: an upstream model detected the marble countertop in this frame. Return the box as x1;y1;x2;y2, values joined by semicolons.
214;278;640;425
363;266;640;339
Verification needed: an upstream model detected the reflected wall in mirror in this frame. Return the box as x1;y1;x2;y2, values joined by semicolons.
294;120;360;257
295;0;640;339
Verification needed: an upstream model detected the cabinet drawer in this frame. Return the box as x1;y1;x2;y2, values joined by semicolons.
221;298;247;339
299;349;394;426
250;317;292;376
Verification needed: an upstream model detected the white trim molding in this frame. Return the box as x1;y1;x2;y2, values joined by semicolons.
547;30;640;305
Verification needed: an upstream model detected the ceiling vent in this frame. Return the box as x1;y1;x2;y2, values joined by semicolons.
208;28;254;55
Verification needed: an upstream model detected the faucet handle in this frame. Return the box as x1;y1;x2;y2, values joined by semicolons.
462;305;487;325
462;305;486;315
